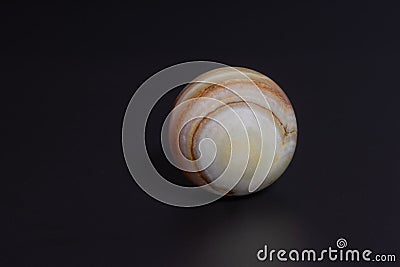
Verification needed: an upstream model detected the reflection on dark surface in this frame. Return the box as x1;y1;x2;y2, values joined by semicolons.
166;194;312;267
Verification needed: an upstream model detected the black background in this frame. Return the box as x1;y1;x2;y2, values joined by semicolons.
2;1;400;266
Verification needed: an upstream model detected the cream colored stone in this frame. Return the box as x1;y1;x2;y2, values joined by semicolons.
168;67;297;196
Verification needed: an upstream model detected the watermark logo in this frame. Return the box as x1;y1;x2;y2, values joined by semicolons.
122;61;276;207
336;237;347;249
256;238;396;263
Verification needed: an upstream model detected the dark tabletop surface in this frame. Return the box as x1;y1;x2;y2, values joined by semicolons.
2;1;400;266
